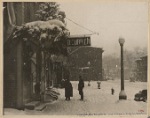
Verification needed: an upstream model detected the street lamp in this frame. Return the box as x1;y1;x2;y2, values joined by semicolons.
118;37;127;100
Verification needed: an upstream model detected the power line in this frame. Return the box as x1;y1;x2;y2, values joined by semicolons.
66;17;99;35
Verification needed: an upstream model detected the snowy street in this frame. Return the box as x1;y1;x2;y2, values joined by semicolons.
4;80;147;115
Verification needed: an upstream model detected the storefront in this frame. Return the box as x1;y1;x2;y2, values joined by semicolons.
4;2;69;109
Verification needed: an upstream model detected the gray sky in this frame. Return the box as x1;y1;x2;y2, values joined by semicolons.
59;1;148;55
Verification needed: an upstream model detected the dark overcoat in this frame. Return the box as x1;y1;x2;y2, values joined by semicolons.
65;81;73;97
78;80;84;93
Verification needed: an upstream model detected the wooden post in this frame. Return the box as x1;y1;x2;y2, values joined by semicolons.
36;47;41;100
16;2;24;109
47;59;50;88
16;41;23;109
36;48;41;83
41;51;45;102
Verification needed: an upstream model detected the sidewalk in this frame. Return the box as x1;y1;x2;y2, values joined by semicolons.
4;80;147;115
42;81;147;115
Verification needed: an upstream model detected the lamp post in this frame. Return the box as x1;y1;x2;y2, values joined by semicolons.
118;37;127;100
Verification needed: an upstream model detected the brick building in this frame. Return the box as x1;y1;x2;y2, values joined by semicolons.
67;46;104;81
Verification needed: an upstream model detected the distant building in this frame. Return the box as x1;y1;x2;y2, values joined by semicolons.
134;56;147;82
67;46;104;81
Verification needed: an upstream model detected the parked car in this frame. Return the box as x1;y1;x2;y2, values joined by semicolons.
134;89;147;102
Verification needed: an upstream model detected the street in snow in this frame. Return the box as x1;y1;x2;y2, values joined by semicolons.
3;2;148;117
4;80;147;115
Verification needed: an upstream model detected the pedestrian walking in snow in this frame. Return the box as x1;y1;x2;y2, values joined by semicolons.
111;88;114;95
97;80;101;89
78;76;84;100
64;79;73;101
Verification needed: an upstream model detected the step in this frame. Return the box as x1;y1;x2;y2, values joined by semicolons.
44;93;58;102
47;87;60;93
25;101;40;110
46;91;59;97
46;93;58;100
45;91;58;99
35;103;47;111
51;90;60;95
46;89;60;95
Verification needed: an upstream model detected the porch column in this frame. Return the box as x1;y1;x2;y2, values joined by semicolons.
36;48;41;83
36;48;42;99
16;41;23;109
41;51;46;102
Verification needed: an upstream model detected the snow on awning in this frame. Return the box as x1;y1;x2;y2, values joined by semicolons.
25;19;66;29
12;19;70;42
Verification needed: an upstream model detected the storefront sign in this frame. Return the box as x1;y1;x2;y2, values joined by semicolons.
67;35;91;46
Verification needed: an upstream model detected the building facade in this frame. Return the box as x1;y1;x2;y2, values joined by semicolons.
4;2;41;109
67;46;104;81
4;2;67;109
134;56;147;82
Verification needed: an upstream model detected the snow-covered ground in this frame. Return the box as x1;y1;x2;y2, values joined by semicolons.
4;80;147;115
